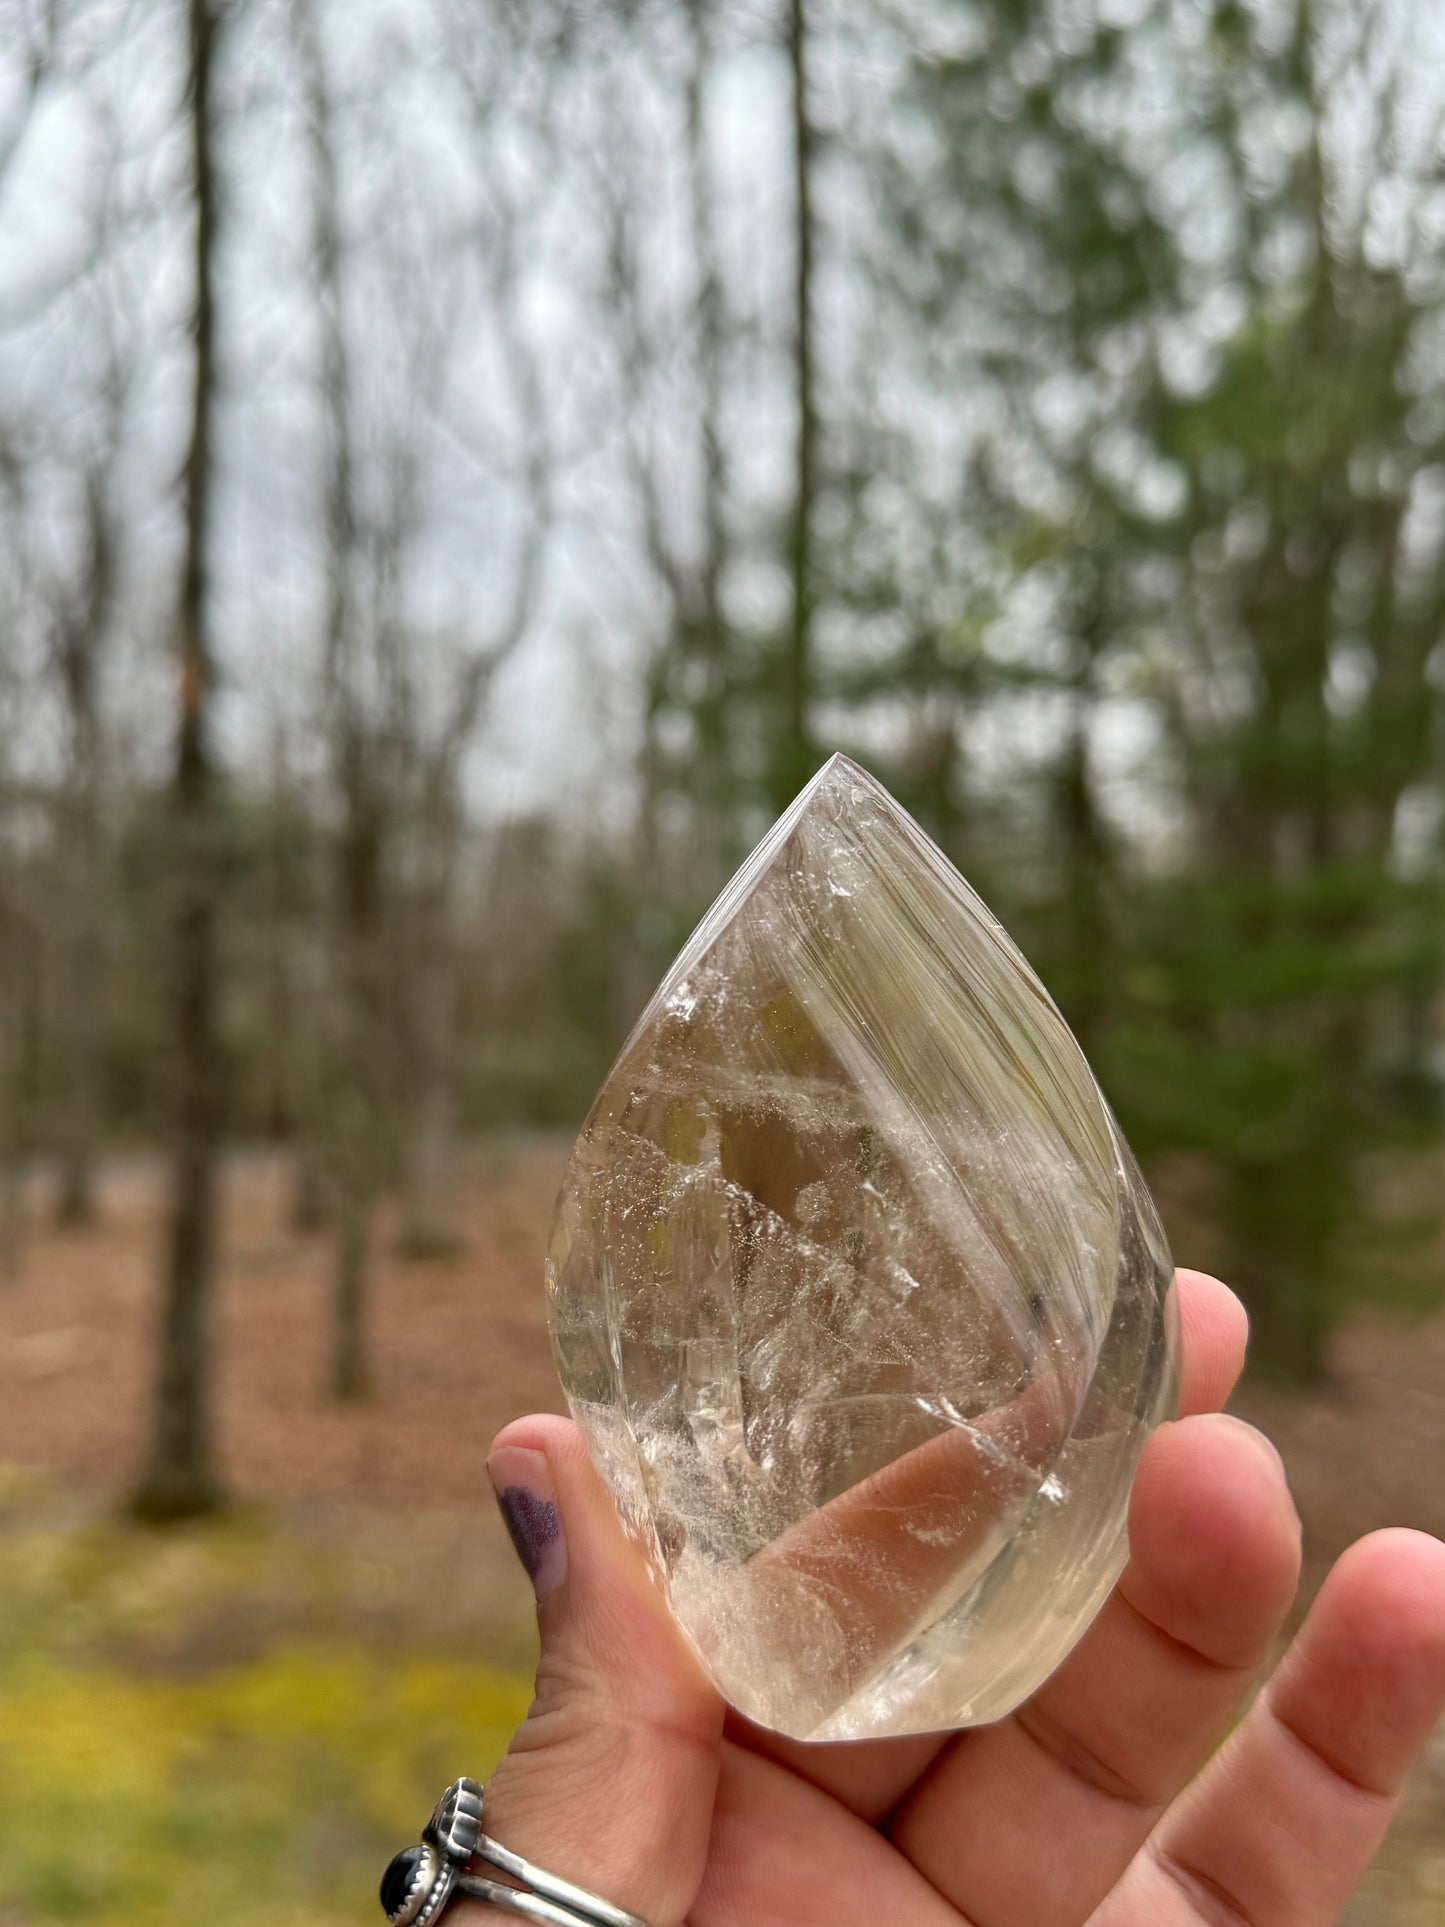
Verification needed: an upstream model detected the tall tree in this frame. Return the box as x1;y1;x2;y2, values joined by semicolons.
131;0;227;1518
778;0;818;808
0;667;34;1282
837;0;1445;1374
1108;8;1445;1372
592;0;741;1005
50;408;121;1226
391;2;550;1254
292;0;382;1399
0;891;28;1280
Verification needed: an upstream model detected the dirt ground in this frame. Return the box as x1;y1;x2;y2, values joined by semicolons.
0;1140;1442;1921
0;1143;572;1675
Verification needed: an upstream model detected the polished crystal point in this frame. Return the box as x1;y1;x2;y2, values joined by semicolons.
546;755;1178;1740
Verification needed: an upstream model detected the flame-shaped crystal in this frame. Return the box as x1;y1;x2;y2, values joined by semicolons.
545;756;1178;1740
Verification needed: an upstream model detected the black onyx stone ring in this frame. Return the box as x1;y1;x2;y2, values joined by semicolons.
380;1778;652;1927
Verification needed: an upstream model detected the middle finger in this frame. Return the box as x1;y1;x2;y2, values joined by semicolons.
887;1413;1301;1926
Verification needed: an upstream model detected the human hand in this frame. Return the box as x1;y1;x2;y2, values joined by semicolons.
468;1272;1445;1926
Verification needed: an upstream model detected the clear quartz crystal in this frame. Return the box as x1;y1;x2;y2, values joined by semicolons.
546;756;1179;1741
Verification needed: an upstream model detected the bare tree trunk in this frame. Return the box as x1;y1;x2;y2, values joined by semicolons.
131;0;226;1521
258;734;297;1147
1058;580;1110;1055
683;0;735;878
291;1143;327;1233
286;860;331;1238
330;766;383;1397
293;0;383;1395
54;486;111;1227
781;0;818;806
0;890;26;1281
398;1003;460;1256
333;1172;369;1393
397;793;462;1257
0;1159;22;1282
53;814;101;1226
259;724;328;1233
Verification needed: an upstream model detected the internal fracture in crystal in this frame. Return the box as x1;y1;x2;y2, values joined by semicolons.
546;755;1179;1741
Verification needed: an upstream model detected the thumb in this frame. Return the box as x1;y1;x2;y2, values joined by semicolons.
455;1415;723;1927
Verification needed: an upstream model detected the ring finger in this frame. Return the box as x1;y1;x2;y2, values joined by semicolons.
888;1411;1302;1925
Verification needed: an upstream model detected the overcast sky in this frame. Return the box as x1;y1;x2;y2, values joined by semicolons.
0;0;808;831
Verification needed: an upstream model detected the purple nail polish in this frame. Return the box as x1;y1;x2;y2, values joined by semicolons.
489;1446;567;1598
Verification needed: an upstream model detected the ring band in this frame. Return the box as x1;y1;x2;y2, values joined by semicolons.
381;1778;652;1927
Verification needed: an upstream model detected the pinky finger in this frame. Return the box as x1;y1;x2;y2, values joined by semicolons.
1095;1529;1445;1927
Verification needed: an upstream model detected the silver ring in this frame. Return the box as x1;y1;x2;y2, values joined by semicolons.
381;1779;653;1927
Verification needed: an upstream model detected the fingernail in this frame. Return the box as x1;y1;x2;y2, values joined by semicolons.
489;1446;567;1600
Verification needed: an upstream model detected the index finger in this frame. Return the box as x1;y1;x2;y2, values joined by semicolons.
1173;1269;1250;1418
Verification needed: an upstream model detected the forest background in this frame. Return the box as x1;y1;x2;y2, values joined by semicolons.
1;0;1444;1922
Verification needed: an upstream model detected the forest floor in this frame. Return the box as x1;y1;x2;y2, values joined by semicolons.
0;1140;1442;1924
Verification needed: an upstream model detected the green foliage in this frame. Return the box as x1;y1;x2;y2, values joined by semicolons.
0;1648;527;1926
0;1497;531;1927
822;0;1445;1378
